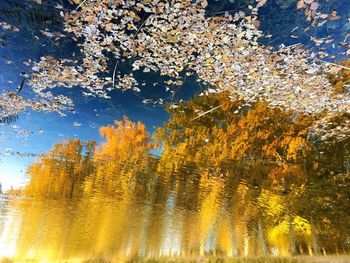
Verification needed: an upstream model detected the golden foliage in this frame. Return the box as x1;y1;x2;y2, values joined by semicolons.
156;92;314;179
95;116;152;164
24;117;154;198
24;139;89;198
327;59;350;94
86;117;154;196
17;105;350;259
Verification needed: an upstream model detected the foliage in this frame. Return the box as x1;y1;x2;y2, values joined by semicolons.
29;0;348;117
1;0;349;139
24;117;154;198
16;100;350;259
24;139;94;198
155;92;314;176
5;187;22;196
327;59;350;94
84;116;154;196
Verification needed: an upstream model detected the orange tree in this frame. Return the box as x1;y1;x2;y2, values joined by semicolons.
155;91;316;177
24;139;95;198
84;116;154;197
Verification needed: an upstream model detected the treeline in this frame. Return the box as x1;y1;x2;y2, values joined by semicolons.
24;117;153;198
21;92;350;257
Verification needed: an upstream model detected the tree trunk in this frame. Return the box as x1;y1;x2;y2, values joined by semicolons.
310;215;320;255
258;218;269;256
287;206;297;256
70;179;75;198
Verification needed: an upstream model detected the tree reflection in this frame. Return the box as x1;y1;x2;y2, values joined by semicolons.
1;93;349;261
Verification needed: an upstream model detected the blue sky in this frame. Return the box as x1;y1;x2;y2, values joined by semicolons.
0;157;30;191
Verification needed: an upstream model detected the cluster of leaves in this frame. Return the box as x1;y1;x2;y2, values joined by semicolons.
0;22;19;32
25;0;348;136
155;92;317;175
0;1;74;120
0;0;348;141
296;0;341;24
0;89;74;120
27;0;341;105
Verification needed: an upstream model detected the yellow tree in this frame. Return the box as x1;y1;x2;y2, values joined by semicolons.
156;92;315;176
24;139;91;198
84;116;154;197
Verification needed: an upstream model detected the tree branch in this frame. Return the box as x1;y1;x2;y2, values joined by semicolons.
192;105;221;121
319;59;350;71
75;0;88;11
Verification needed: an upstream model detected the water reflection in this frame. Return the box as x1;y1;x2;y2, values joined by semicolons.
1;165;350;261
0;96;349;262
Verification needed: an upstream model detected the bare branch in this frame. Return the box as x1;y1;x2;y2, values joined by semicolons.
75;0;88;11
192;105;221;121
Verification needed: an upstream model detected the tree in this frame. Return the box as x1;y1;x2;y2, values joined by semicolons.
84;116;154;196
24;139;93;198
156;92;315;175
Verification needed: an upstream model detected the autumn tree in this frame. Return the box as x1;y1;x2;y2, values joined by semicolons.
156;91;315;178
24;117;155;199
24;139;95;198
84;116;154;197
